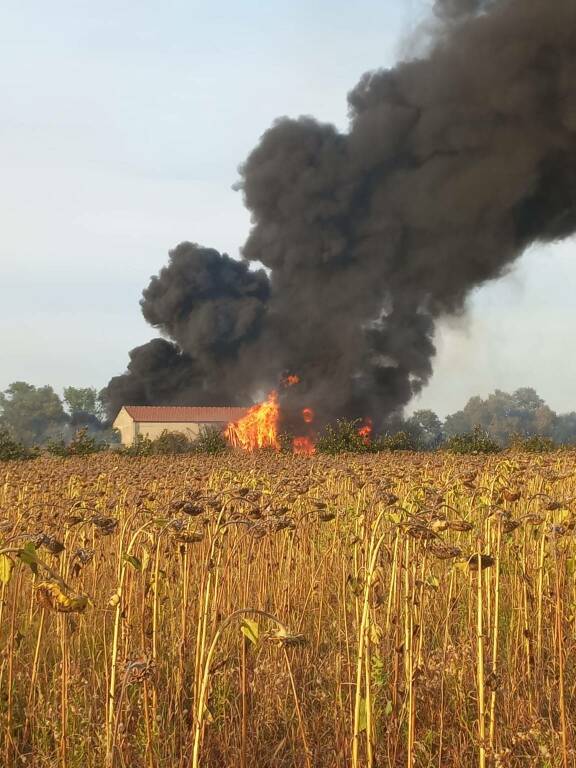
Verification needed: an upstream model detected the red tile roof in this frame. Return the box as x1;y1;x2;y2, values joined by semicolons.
121;405;249;424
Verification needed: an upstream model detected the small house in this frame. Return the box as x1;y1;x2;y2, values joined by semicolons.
113;405;248;447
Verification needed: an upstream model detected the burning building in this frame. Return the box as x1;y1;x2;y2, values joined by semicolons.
113;405;248;447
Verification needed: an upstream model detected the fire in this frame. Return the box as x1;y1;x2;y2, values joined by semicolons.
225;378;317;455
302;407;314;424
358;419;373;444
293;436;316;455
225;391;280;451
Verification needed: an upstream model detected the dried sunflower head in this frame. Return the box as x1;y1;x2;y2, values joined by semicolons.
467;554;495;571
267;628;307;648
42;535;65;555
72;547;95;565
448;519;474;532
430;542;462;560
91;516;118;536
176;532;205;544
269;517;296;533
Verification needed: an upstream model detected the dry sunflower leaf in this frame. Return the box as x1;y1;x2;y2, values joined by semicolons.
36;580;88;613
0;553;14;585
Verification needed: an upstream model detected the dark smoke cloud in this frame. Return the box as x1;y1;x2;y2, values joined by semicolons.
105;245;268;413
104;0;576;426
141;243;270;364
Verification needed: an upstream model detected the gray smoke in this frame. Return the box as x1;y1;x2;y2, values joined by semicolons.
434;0;494;20
104;0;576;427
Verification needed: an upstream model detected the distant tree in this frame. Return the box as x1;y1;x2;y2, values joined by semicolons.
0;382;67;445
444;388;558;446
63;387;102;418
407;409;443;448
512;387;545;411
531;405;558;437
553;412;576;445
442;406;472;437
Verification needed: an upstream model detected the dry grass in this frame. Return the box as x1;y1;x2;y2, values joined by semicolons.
1;450;575;767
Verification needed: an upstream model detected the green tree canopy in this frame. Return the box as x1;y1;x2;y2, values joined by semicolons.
63;386;102;417
444;388;558;445
407;409;443;448
0;382;67;445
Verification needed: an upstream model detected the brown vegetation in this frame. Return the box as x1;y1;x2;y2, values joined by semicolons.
1;451;575;767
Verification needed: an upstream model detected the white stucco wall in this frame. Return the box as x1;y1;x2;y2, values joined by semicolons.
113;408;136;446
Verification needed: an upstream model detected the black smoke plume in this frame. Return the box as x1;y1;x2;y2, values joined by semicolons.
104;0;576;427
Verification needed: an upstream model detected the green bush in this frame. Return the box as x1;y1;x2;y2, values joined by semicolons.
121;431;194;456
0;427;36;461
375;431;417;452
121;434;154;457
445;426;501;454
45;428;105;457
193;427;229;454
44;437;68;457
120;428;229;457
316;419;370;454
67;428;105;456
509;434;557;453
151;430;195;455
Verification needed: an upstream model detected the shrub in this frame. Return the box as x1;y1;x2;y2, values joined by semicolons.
44;437;68;457
151;430;195;455
45;428;106;457
121;434;154;457
375;431;417;452
0;427;36;461
445;426;501;454
121;429;229;457
509;434;557;453
193;427;229;454
67;428;105;456
316;419;370;454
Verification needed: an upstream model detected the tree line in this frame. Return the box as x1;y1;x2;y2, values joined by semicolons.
408;387;576;448
0;381;575;449
0;383;115;446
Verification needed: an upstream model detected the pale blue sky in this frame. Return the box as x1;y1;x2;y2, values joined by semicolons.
1;1;574;416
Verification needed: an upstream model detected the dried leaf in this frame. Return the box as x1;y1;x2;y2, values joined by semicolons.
123;554;141;571
18;542;38;575
240;618;259;646
36;581;88;613
0;553;14;585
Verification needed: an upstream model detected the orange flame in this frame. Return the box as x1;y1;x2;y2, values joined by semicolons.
282;374;300;388
302;407;314;424
358;419;373;444
293;436;316;455
225;391;280;451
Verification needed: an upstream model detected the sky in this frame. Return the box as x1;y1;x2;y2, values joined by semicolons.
0;0;574;418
